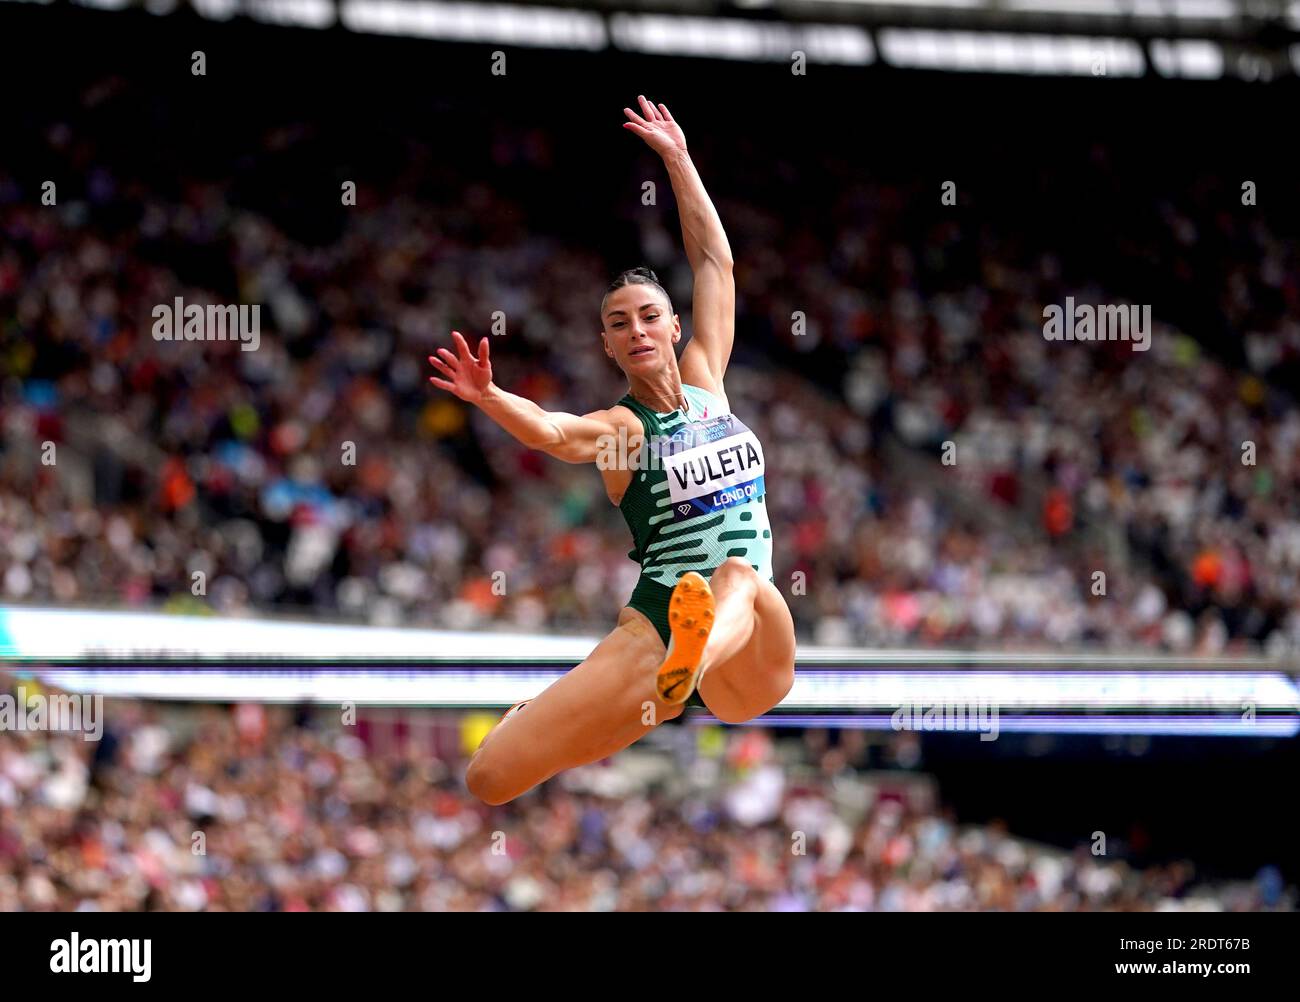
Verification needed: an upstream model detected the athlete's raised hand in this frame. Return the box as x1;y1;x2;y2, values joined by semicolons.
622;95;687;159
428;330;493;404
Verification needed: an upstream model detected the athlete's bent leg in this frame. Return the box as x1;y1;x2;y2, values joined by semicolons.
695;559;796;724
695;557;762;674
465;607;681;805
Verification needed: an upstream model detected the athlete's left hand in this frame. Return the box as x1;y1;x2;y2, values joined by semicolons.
622;96;687;159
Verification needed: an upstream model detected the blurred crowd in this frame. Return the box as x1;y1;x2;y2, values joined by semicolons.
2;697;1289;913
1;77;1300;654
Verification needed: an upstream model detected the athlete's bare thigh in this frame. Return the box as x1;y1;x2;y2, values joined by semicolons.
697;578;796;725
467;606;682;804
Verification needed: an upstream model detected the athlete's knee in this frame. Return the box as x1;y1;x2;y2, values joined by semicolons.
715;555;757;577
710;556;758;591
466;750;520;806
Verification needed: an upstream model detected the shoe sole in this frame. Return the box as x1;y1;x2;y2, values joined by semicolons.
655;571;715;705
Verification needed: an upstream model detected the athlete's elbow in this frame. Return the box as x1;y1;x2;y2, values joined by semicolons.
541;442;596;464
703;237;734;271
690;248;733;274
519;420;566;455
539;430;601;464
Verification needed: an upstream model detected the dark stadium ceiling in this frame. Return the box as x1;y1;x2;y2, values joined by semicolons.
377;0;1299;39
32;0;1300;75
67;0;1300;38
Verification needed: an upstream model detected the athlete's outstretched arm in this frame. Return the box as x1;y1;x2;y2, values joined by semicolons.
623;96;735;389
428;331;624;463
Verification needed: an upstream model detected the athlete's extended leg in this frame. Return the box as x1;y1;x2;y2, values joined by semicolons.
465;607;680;805
656;557;796;722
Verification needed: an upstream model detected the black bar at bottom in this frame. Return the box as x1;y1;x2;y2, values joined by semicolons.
1;910;1294;989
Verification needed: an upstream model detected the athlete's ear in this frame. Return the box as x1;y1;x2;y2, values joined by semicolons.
600;331;615;358
671;314;681;342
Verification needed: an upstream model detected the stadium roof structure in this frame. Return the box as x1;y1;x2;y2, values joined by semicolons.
12;0;1300;76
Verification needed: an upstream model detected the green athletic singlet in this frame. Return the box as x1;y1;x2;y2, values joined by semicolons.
615;383;775;650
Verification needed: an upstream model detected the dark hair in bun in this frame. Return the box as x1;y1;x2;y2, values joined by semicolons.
601;266;672;320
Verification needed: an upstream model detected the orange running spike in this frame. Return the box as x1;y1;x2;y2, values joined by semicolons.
656;571;716;704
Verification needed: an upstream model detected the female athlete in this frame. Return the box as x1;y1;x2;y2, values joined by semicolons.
427;96;796;805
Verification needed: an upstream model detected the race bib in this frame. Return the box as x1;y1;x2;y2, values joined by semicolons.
659;414;766;521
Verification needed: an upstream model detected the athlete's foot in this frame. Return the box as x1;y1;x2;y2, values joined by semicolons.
655;572;716;704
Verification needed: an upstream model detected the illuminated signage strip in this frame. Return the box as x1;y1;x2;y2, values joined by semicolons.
27;667;1300;713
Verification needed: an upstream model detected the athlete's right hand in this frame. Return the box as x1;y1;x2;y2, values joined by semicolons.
428;331;493;404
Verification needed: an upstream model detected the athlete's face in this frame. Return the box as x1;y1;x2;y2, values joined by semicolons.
600;285;680;374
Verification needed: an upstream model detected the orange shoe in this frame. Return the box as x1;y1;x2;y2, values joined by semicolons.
655;571;716;704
